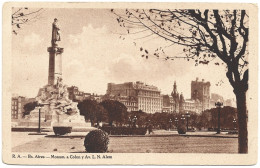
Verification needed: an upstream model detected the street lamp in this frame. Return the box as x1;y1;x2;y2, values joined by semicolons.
185;111;190;131
233;118;237;130
174;118;179;128
181;115;185;124
169;119;172;131
128;117;131;127
33;102;49;134
215;99;223;134
132;116;137;128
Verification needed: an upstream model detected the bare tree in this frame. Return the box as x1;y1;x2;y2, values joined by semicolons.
12;7;44;34
113;9;249;153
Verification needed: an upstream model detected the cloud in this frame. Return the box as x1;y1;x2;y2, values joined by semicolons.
11;51;48;97
12;23;235;100
61;24;194;95
22;32;43;48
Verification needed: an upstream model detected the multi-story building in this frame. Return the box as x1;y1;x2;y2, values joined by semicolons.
11;96;35;120
102;94;138;112
90;94;103;103
67;86;91;101
162;95;171;113
183;99;203;114
191;78;211;111
67;86;102;102
106;81;162;114
225;98;236;108
210;93;225;108
162;81;185;113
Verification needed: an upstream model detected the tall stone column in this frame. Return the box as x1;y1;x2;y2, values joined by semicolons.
47;47;64;85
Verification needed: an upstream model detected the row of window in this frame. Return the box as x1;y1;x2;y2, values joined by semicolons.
140;109;161;113
139;106;162;110
139;105;161;109
139;98;162;104
123;102;137;107
11;106;18;110
127;108;138;112
12;101;18;105
12;109;21;114
11;110;17;114
12;114;18;119
138;91;160;97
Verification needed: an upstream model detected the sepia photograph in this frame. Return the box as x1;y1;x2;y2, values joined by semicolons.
2;2;258;165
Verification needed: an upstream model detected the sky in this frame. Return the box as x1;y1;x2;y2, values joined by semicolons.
11;8;235;100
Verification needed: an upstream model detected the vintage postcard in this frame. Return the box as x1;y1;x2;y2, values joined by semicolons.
2;2;258;165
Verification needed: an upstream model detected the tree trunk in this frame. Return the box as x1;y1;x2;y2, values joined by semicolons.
235;91;248;153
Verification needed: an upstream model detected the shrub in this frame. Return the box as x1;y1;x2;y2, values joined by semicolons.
228;130;238;134
84;129;109;153
53;126;72;135
101;127;147;135
177;125;187;134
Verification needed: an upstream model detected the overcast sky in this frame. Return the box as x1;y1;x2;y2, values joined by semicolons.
11;8;235;100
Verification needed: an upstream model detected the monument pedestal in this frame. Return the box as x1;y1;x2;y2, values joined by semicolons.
23;84;91;129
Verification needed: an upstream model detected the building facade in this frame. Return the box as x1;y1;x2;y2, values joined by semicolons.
225;98;236;108
67;86;103;103
162;81;185;114
102;94;138;112
191;78;211;111
67;86;91;102
106;81;162;114
210;93;224;108
183;99;203;114
11;96;35;120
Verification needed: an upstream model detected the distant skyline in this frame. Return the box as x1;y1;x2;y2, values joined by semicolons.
12;8;235;100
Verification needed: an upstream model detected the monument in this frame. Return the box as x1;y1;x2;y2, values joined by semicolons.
21;19;89;128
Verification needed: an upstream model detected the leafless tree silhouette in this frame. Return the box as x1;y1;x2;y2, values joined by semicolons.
113;9;248;153
12;7;44;34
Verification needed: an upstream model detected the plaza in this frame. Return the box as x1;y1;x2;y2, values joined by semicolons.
12;131;238;153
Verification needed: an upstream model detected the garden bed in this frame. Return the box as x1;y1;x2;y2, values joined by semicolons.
101;127;147;135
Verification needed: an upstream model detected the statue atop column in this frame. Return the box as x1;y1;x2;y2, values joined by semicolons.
23;18;90;130
51;18;61;47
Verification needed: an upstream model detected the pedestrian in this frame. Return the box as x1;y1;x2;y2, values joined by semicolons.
148;124;153;134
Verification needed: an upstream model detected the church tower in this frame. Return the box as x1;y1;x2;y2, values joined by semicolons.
191;78;211;110
171;81;180;113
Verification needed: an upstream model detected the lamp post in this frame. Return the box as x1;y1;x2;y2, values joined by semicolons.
233;118;237;130
174;118;179;128
215;99;223;134
169;119;172;131
37;106;42;133
132;116;137;128
28;102;48;135
181;115;185;124
128;117;131;128
185;111;190;131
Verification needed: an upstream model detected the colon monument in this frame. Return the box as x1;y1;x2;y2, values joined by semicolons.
21;19;88;128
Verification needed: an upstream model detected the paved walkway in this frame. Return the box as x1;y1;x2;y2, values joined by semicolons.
12;131;238;153
151;130;238;138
